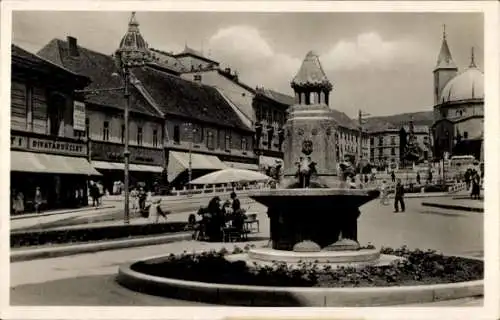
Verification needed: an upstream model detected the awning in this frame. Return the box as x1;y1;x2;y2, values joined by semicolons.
11;151;101;176
92;161;163;173
259;155;283;167
223;161;259;171
167;151;227;182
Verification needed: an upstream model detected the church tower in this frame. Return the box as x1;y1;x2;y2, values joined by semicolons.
433;25;458;105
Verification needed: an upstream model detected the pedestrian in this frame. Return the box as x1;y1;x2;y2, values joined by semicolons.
416;172;421;185
96;181;104;206
130;187;139;213
394;178;405;213
391;171;396;183
13;190;24;214
379;180;388;205
34;186;43;214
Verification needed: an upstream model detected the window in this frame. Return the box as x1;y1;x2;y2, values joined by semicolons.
137;127;143;146
241;138;247;151
207;131;215;149
153;129;158;147
390;136;395;145
370;137;374;146
391;148;395;156
225;134;231;150
378;137;383;146
463;131;468;139
103;121;110;141
85;118;90;138
173;125;180;144
121;124;125;143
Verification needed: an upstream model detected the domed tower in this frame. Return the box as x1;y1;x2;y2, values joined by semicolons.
433;25;458;105
115;12;151;68
282;51;341;188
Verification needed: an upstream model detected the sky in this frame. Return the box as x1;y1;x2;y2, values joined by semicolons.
12;11;483;118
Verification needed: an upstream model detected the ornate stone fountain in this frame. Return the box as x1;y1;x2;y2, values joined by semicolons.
244;51;381;266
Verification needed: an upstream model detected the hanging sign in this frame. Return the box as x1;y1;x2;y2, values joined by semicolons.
73;101;86;131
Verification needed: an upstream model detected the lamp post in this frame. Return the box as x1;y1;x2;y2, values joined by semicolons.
114;11;151;224
184;122;196;189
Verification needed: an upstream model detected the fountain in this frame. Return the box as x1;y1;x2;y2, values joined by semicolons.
241;51;381;266
116;51;483;307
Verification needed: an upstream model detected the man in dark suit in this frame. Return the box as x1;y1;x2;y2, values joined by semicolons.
394;179;405;213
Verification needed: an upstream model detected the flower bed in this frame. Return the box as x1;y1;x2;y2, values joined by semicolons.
11;221;188;248
131;245;483;288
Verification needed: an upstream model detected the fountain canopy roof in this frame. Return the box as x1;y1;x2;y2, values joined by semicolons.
291;51;332;92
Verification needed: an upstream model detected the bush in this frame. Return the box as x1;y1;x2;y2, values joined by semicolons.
131;246;483;288
11;221;188;248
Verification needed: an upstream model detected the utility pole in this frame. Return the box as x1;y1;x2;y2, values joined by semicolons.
358;110;370;173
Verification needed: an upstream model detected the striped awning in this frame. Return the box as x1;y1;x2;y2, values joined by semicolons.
11;151;101;176
167;151;227;182
92;161;163;173
223;161;259;171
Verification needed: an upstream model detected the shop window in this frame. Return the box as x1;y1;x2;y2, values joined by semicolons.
137;127;143;146
225;134;231;151
103;121;110;141
173;125;180;144
153;129;158;147
85;118;90;138
121;124;125;143
207;131;215;150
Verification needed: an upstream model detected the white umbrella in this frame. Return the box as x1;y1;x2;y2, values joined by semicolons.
189;168;273;185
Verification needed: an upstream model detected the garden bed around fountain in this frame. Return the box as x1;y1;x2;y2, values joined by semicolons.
116;246;483;306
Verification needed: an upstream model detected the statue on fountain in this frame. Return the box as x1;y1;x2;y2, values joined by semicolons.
294;140;317;188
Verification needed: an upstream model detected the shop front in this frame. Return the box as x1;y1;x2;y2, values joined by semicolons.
10;133;100;213
90;141;164;194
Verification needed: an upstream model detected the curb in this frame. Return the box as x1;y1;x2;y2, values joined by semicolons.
421;202;483;213
11;232;192;262
116;255;484;307
10;205;116;221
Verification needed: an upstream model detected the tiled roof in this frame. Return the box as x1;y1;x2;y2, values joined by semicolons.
12;44;88;81
149;48;187;73
257;88;295;106
175;44;219;64
435;35;457;70
292;51;332;90
331;109;359;130
37;38;160;117
132;66;252;132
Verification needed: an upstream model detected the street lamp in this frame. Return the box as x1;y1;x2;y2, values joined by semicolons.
114;12;151;224
184;122;197;190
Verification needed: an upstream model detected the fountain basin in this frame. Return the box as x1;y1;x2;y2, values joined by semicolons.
117;252;483;307
247;188;380;250
246;247;380;263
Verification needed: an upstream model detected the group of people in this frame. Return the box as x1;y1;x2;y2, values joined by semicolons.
464;168;482;199
88;181;104;207
11;186;44;214
191;192;246;242
379;179;406;213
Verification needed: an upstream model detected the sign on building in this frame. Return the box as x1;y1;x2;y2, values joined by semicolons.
73;101;86;131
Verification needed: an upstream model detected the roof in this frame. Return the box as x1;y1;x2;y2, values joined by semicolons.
435;30;457;70
150;48;187;73
132;66;252;131
365;111;434;130
12;44;90;83
174;44;219;65
217;69;256;94
291;51;332;90
440;66;484;104
37;38;160;117
257;88;295;106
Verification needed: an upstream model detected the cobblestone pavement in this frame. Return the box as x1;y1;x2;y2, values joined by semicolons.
10;198;483;306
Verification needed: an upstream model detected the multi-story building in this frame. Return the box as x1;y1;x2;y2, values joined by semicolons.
431;28;484;160
369;123;431;170
37;13;256;192
10;44;100;212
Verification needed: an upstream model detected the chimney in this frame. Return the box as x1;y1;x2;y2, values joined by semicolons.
67;36;79;57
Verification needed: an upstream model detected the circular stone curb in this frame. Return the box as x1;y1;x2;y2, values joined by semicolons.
248;247;380;263
116;255;483;307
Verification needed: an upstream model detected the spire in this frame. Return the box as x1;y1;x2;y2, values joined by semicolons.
469;46;477;68
128;12;139;32
435;24;457;70
291;51;332;91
